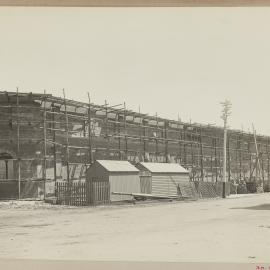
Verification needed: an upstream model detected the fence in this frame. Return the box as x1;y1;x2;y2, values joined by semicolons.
56;181;110;206
0;180;18;199
55;180;245;206
0;179;54;200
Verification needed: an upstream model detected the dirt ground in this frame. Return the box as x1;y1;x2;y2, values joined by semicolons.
0;193;270;263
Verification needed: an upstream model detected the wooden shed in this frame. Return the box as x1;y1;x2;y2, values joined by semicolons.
86;160;141;202
136;162;190;197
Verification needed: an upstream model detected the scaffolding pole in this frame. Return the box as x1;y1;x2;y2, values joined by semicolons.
124;102;128;160
178;116;182;164
139;106;142;162
143;118;147;161
42;90;47;200
52;103;57;193
165;120;169;163
200;126;204;181
214;138;218;182
16;88;21;200
105;100;109;159
191;134;195;181
267;139;270;181
87;92;93;164
118;112;121;160
63;89;70;184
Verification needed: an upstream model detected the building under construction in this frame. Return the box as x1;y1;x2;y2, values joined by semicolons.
0;90;269;200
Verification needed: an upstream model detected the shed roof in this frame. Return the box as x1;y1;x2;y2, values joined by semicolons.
96;160;139;172
138;162;188;173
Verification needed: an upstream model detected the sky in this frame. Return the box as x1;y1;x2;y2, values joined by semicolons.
1;7;270;135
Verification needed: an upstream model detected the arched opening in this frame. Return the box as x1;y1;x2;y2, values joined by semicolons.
0;153;14;180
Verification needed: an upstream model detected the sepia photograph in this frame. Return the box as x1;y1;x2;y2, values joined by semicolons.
0;2;270;269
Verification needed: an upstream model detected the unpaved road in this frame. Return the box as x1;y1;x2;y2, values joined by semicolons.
0;194;270;262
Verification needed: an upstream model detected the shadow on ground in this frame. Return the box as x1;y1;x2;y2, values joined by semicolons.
231;204;270;210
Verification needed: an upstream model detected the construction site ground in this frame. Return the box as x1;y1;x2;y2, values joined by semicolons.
0;193;269;263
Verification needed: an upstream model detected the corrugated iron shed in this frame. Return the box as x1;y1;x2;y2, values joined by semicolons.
86;160;140;202
138;162;188;174
136;162;192;198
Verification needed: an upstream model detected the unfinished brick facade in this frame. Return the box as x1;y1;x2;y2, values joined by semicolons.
0;91;269;199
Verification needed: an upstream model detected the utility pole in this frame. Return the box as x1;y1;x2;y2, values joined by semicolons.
221;99;232;198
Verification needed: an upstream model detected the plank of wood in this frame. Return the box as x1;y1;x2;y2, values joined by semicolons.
111;191;189;199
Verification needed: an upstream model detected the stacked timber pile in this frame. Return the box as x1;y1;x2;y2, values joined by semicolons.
194;182;218;198
178;182;198;200
256;184;264;193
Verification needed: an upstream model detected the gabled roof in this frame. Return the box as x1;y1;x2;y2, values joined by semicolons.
97;160;139;172
138;162;188;173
